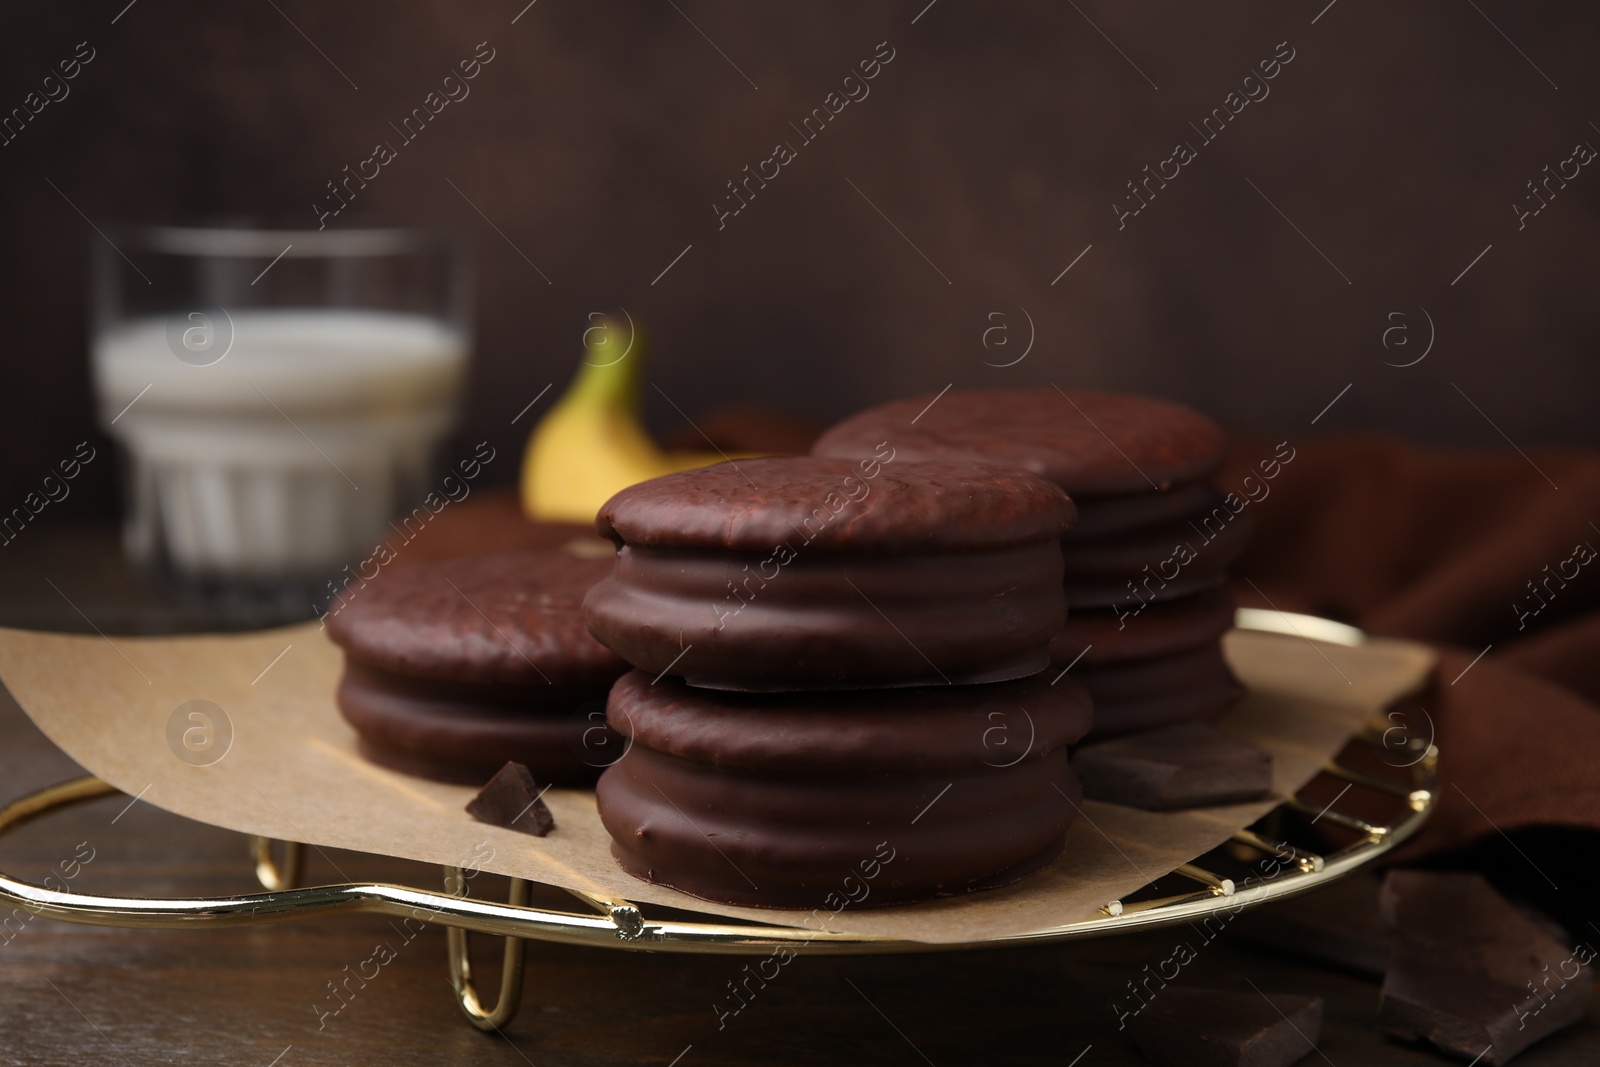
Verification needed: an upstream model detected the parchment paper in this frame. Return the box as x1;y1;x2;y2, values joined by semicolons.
0;623;1433;943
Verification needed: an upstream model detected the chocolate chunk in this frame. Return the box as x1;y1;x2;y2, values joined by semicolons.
1379;870;1593;1064
466;762;555;837
1071;722;1272;810
1232;874;1388;977
1127;987;1323;1067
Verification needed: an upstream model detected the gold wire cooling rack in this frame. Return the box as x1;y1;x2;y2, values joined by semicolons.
0;610;1436;1031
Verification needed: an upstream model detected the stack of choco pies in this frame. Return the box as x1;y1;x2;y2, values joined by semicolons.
814;388;1271;809
582;454;1094;908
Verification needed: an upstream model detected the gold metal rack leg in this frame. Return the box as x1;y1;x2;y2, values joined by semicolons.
445;868;529;1031
249;836;303;891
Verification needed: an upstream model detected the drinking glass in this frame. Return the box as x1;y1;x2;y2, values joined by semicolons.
90;226;470;623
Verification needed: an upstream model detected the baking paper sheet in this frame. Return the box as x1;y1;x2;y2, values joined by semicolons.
0;623;1433;943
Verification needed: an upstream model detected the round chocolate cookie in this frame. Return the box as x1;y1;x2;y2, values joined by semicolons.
811;388;1226;499
582;457;1075;690
326;550;630;783
1069;645;1243;740
1050;587;1237;669
596;669;1094;908
326;550;624;688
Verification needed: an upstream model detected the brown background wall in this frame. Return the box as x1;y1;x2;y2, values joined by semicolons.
2;1;1597;521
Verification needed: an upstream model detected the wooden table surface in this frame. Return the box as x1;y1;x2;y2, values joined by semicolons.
3;526;1596;1066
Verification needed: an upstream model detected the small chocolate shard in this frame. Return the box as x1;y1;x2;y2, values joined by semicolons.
1072;722;1273;810
1128;987;1323;1067
466;761;555;837
1379;870;1593;1065
1233;874;1388;977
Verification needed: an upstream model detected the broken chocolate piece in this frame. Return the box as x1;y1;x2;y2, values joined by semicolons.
1379;870;1593;1065
466;761;555;837
1232;874;1388;977
1071;722;1273;810
1128;987;1323;1067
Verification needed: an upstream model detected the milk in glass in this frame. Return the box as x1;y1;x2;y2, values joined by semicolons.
94;309;465;580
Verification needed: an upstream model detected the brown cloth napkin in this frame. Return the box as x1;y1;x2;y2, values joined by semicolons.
1218;434;1600;904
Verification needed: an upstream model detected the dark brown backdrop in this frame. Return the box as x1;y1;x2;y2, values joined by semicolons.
3;1;1598;520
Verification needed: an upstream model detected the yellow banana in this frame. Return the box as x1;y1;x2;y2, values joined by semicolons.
521;319;728;523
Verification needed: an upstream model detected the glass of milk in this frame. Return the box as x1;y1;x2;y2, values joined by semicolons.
90;227;469;623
